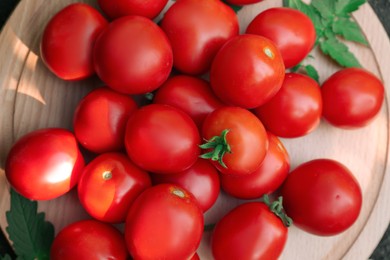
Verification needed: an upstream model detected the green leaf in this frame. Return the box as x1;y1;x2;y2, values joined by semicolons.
320;33;362;68
311;0;335;19
304;64;320;83
0;255;12;260
5;189;54;260
222;0;243;13
335;0;366;15
332;18;368;45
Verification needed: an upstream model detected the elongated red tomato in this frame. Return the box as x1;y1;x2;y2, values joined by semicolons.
77;153;151;223
201;106;268;175
210;34;285;108
98;0;168;19
5;128;84;200
160;0;239;75
41;3;108;80
125;184;204;260
93;16;173;94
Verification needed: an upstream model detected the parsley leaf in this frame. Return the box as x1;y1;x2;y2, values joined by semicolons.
304;64;320;83
222;0;243;13
332;17;368;45
5;189;55;260
311;0;335;19
335;0;366;15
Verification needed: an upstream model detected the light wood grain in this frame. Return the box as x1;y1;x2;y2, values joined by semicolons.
1;0;389;259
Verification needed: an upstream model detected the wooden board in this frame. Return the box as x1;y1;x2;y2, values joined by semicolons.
1;0;389;259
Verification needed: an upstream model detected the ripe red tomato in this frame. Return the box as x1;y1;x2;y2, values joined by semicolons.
77;152;151;223
246;7;316;69
321;68;385;128
201;106;268;175
211;202;288;260
125;104;201;174
40;3;108;80
50;219;128;259
97;0;168;19
210;34;285;108
220;132;290;199
281;159;362;236
125;184;204;260
73;87;138;154
160;0;239;75
254;73;322;138
93;16;173;94
151;158;220;212
153;75;225;129
5;128;84;200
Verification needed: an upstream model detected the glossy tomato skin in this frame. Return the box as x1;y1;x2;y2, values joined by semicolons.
254;73;322;138
160;0;239;75
73;87;138;154
321;68;384;128
151;158;220;212
246;7;316;68
50;219;128;260
153;75;225;129
125;104;201;174
98;0;168;19
93;16;173;94
210;34;285;108
202;106;268;175
41;3;108;80
211;202;288;260
5;128;85;200
125;184;204;260
221;132;290;199
281;159;362;236
77;153;151;223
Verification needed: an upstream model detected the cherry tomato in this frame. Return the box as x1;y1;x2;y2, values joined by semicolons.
201;106;268;175
254;73;322;138
211;202;288;260
125;184;204;260
125;104;201;174
77;152;151;223
160;0;239;75
210;34;285;108
246;7;316;69
97;0;168;20
73;87;138;154
40;3;108;80
50;219;128;259
153;75;225;129
151;158;220;212
220;132;290;199
5;128;84;200
321;68;385;128
93;16;173;94
281;159;362;236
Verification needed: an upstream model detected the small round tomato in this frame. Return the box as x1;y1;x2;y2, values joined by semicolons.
221;132;290;199
73;87;138;154
50;219;128;260
201;106;268;175
93;16;173;94
160;0;239;75
151;158;220;212
40;3;108;80
321;68;384;128
77;153;151;223
211;202;288;260
210;34;285;109
281;159;362;236
254;73;322;138
5;128;84;200
125;104;201;174
153;75;225;129
246;7;316;68
125;184;204;260
98;0;168;20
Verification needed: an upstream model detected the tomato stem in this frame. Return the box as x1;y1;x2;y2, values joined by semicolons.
263;194;292;227
199;129;231;168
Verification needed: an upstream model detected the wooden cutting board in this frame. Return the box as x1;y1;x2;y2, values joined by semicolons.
1;0;389;259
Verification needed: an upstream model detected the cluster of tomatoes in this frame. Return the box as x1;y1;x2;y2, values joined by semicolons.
4;0;386;259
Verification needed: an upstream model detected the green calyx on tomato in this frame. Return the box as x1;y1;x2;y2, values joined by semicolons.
199;129;231;168
263;194;292;227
